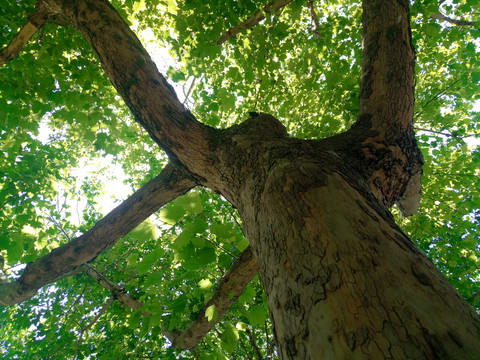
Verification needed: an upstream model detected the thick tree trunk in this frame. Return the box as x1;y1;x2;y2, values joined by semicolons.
240;160;480;359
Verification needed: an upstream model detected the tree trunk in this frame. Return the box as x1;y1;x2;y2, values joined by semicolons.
240;159;480;359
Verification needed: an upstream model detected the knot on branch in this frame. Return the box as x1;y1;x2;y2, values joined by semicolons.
232;113;288;139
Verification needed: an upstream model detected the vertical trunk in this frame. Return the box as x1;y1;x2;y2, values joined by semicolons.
241;161;480;359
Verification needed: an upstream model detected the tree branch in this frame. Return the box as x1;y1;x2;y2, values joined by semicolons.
0;2;51;66
43;0;216;178
0;164;195;305
307;0;321;39
74;297;114;359
246;328;264;360
84;263;145;311
170;246;259;350
215;0;294;45
431;13;479;27
351;0;423;212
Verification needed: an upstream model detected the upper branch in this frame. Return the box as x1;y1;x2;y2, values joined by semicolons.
357;0;415;135
216;0;294;45
0;2;50;66
348;0;423;213
43;0;216;179
0;164;195;305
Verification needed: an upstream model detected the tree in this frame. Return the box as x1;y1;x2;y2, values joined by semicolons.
1;0;479;358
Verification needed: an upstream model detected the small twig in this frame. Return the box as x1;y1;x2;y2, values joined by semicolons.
239;334;254;360
84;263;145;311
216;0;294;45
431;13;479;27
183;75;203;105
414;127;477;139
204;237;238;259
265;320;275;357
48;213;73;241
74;298;114;359
246;328;264;359
414;77;463;118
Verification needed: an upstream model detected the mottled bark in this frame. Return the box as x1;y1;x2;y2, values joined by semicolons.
171;246;258;350
356;0;423;212
0;164;194;305
0;2;50;66
241;161;480;358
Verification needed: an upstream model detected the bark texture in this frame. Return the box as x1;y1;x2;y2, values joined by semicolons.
0;2;50;66
171;246;258;350
0;164;195;305
1;0;480;358
242;165;480;358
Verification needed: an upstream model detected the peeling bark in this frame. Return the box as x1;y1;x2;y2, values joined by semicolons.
0;2;50;66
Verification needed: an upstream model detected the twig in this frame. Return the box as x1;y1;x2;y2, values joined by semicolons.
74;298;114;360
246;328;264;359
183;75;203;105
431;13;479;27
84;263;145;311
414;77;463;118
239;334;254;360
216;0;294;45
414;127;478;139
265;320;275;358
307;0;321;39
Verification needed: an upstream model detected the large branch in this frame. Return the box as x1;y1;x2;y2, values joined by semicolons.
43;0;216;181
357;0;415;134
216;0;294;45
348;0;423;214
0;2;50;66
170;246;259;350
0;164;195;305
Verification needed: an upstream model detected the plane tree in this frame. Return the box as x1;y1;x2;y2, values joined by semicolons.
1;0;479;358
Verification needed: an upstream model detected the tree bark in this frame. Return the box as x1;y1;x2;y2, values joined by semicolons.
0;164;195;305
240;161;480;358
0;2;50;66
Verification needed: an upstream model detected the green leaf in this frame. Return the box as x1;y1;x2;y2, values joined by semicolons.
129;218;158;243
247;305;268;327
171;295;187;313
210;222;236;240
161;204;186;224
7;233;24;263
196;247;216;266
205;304;218;322
135;246;164;275
220;323;239;353
175;192;204;215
